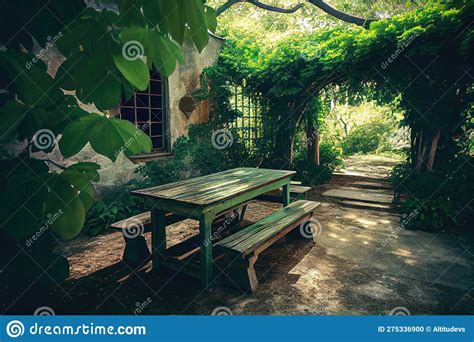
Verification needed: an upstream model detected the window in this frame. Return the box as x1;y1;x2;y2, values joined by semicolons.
229;81;262;148
120;68;167;151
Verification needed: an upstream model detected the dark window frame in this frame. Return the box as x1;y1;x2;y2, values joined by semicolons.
119;69;169;152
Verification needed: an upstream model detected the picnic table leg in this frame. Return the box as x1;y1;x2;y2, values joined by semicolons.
151;208;166;270
199;213;213;288
282;183;291;207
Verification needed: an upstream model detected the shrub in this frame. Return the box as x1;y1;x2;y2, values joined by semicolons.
341;121;394;155
293;141;341;185
390;157;474;232
135;124;253;186
82;185;145;236
319;141;344;169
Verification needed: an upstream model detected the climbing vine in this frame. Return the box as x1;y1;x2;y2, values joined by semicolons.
201;0;473;170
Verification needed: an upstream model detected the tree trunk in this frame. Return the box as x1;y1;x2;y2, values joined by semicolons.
426;129;441;172
314;127;320;166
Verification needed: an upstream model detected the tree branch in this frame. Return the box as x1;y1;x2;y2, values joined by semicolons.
307;0;375;29
216;0;377;29
217;0;304;16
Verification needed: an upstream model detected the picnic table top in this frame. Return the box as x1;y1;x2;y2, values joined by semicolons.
131;167;295;206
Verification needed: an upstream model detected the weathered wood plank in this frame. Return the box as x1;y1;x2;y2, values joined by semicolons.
217;200;321;256
132;168;295;206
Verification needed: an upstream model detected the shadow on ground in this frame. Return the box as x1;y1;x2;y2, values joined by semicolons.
2;155;473;315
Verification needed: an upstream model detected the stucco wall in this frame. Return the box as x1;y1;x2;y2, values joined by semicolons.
168;36;223;147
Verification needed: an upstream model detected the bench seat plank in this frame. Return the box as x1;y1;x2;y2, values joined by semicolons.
256;185;311;203
217;200;321;257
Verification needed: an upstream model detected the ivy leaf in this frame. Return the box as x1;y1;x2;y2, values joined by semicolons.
113;53;149;90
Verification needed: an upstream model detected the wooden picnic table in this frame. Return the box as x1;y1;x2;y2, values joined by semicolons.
131;167;296;288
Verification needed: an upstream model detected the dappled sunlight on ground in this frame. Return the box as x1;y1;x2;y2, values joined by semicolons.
4;155;472;315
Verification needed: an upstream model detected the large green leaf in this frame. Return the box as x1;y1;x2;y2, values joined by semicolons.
149;30;184;76
205;6;218;33
61;170;95;211
67;162;101;182
89;116;152;161
80;71;122;110
18;107;49;141
157;0;185;44
1;52;62;108
59;114;102;158
182;0;209;52
0;175;49;240
0;101;29;143
113;53;150;90
44;174;85;240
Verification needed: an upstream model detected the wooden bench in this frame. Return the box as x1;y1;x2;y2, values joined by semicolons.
256;184;311;203
111;204;248;266
216;200;321;293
